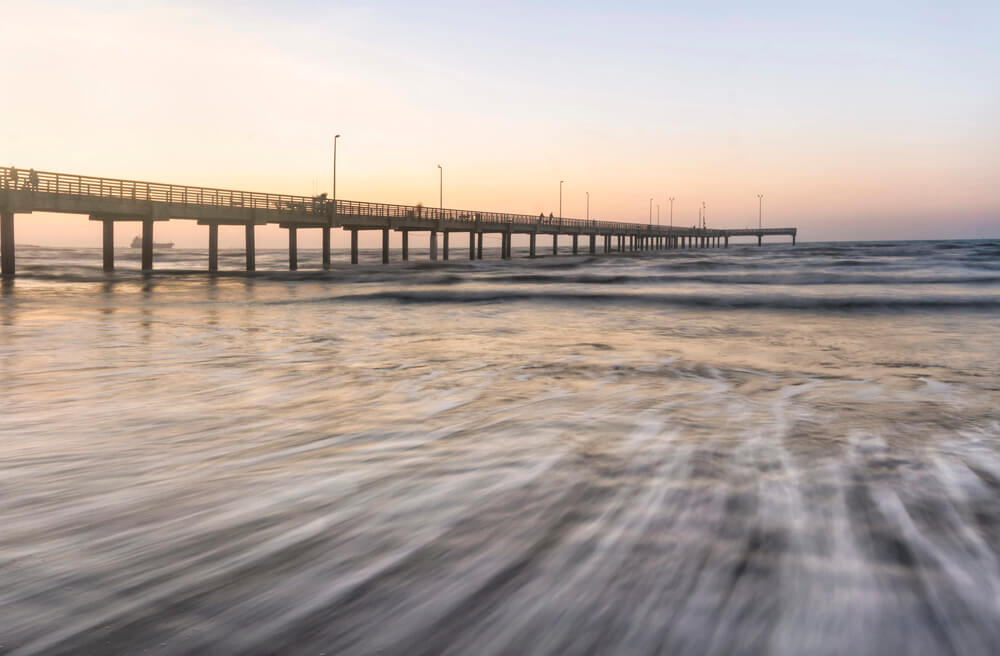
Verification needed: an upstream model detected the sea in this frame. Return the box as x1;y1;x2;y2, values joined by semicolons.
1;239;999;655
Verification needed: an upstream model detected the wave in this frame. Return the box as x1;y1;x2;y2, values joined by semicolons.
301;289;1000;312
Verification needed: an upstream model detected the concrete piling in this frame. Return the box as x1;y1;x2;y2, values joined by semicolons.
351;229;359;264
287;226;297;271
402;230;409;261
208;223;219;271
382;228;389;264
322;227;331;270
1;211;14;276
102;219;114;271
141;218;154;271
245;224;255;271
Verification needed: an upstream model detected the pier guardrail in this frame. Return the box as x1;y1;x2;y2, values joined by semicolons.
1;166;726;235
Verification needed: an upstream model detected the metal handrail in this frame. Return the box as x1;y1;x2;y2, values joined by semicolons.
0;166;794;236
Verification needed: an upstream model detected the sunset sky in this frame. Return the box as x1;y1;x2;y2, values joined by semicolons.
2;1;997;247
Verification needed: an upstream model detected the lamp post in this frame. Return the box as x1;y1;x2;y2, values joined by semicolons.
586;191;589;220
437;164;443;210
757;194;764;230
559;180;564;220
332;134;341;210
702;202;706;229
649;197;653;225
669;197;674;228
657;203;660;226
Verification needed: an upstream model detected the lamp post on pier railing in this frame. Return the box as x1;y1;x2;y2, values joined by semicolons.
702;202;706;229
669;197;674;228
559;180;564;220
586;191;589;220
437;164;443;210
657;203;660;226
757;194;764;230
332;134;341;213
649;197;653;225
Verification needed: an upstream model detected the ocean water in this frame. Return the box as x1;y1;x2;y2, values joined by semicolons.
1;239;999;655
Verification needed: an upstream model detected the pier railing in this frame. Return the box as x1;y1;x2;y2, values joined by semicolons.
1;166;704;234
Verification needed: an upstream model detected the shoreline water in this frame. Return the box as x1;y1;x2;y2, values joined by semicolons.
2;239;999;654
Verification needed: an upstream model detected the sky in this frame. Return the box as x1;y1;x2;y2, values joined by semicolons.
1;0;998;248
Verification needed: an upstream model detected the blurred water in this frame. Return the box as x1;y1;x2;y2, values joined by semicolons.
1;240;999;655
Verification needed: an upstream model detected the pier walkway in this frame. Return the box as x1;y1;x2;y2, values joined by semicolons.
0;167;797;275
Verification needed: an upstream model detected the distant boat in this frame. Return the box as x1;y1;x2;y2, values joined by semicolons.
130;236;174;249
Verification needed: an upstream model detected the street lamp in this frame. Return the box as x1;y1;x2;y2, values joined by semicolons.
669;197;675;228
702;202;706;229
586;191;589;220
437;164;443;210
332;134;341;210
657;203;660;226
559;180;564;220
649;197;653;225
757;194;764;230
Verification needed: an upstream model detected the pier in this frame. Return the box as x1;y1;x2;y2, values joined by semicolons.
0;167;797;275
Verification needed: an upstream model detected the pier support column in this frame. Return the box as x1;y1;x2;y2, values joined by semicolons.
604;235;610;253
504;232;512;259
245;224;255;271
443;232;449;260
102;219;114;271
725;236;729;248
141;218;154;271
287;227;297;271
402;230;409;261
351;229;359;264
469;231;475;260
430;231;438;260
1;211;14;276
529;233;536;257
589;234;596;255
792;234;796;246
572;234;578;254
758;234;762;246
208;222;219;272
322;227;331;270
477;232;483;259
382;228;390;264
552;234;558;255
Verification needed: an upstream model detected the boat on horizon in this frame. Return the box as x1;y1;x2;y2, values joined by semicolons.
130;236;174;249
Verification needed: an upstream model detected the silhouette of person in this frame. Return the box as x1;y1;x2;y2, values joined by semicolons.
28;169;38;191
7;166;17;190
549;212;554;220
539;213;544;222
